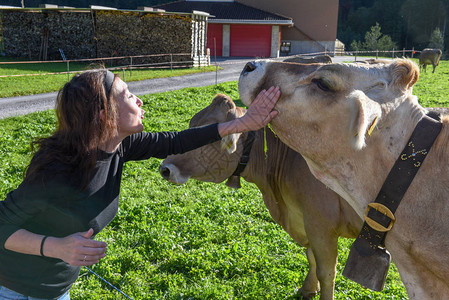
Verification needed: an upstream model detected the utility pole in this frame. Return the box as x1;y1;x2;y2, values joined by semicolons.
21;0;24;8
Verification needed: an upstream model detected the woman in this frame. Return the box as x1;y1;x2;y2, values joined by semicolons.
0;69;280;299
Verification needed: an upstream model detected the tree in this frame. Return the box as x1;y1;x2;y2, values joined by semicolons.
363;22;382;50
349;23;397;52
428;27;444;50
377;35;397;51
350;40;363;53
338;0;407;50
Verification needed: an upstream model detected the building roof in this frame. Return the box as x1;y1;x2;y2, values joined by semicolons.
0;5;209;18
154;1;293;25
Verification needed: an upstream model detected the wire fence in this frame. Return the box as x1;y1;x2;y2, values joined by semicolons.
0;48;424;82
0;52;207;81
335;48;420;60
286;48;420;60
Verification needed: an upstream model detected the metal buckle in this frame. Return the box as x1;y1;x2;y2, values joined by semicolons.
364;203;396;232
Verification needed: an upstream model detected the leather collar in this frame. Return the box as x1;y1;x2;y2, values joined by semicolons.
353;112;442;256
231;131;256;177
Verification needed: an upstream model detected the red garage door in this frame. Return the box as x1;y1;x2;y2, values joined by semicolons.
230;25;271;58
207;23;223;57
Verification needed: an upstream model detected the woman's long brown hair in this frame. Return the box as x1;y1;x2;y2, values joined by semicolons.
25;70;118;189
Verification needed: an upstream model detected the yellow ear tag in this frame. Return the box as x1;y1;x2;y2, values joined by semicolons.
368;116;378;136
226;140;233;150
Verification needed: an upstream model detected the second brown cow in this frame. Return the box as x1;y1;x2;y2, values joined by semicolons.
159;94;362;300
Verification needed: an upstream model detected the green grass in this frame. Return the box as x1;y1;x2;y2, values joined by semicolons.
0;57;217;98
413;60;449;107
1;59;448;299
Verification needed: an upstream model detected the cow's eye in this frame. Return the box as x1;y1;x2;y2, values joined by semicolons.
312;78;331;92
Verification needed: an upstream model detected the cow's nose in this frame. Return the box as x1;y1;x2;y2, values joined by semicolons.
242;61;257;74
159;165;171;179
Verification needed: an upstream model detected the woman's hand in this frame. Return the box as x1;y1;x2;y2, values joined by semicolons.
239;86;280;131
217;86;280;137
45;228;107;266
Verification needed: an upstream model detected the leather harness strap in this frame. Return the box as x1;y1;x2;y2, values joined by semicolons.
353;112;443;256
231;131;256;177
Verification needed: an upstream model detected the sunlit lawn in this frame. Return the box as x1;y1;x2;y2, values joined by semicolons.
0;58;448;299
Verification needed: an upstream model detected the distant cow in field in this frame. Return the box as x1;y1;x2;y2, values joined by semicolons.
159;94;362;300
419;48;442;73
283;54;332;64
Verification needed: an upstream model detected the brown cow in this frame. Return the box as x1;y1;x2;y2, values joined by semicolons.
159;94;362;300
238;58;449;299
419;48;442;73
283;54;332;64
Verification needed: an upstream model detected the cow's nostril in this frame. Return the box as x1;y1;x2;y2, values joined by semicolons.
243;62;257;73
159;166;171;179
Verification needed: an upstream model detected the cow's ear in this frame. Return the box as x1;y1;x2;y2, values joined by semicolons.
348;90;382;150
221;132;242;154
392;59;419;89
221;104;245;154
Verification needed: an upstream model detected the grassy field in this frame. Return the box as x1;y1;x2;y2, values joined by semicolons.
0;59;448;299
0;57;217;98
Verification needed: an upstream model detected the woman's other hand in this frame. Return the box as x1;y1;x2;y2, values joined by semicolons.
45;228;107;266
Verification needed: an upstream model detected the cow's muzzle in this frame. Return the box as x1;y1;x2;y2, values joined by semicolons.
159;165;171;180
159;163;189;184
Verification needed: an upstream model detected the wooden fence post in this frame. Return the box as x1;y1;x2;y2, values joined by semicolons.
214;38;217;86
67;61;70;82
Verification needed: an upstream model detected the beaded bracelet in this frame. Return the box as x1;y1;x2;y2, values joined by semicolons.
40;236;48;257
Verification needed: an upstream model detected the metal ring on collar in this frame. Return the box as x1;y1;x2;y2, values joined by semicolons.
364;203;396;232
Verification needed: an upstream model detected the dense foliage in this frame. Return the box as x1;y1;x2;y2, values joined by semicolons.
1;59;448;298
350;23;397;53
339;0;448;52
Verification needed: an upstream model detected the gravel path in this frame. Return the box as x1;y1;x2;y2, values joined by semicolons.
0;56;354;119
